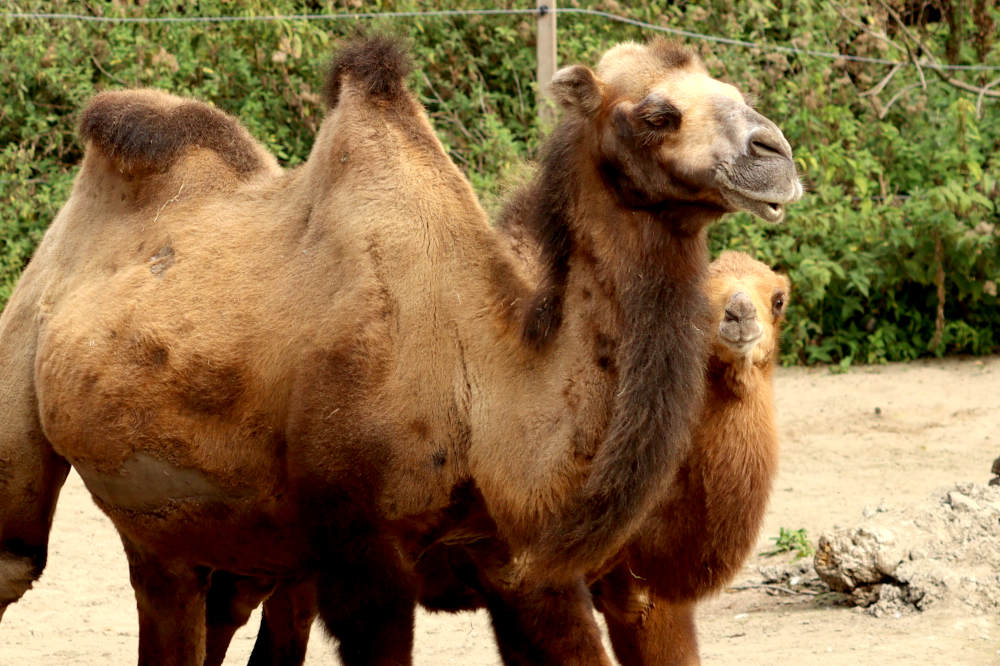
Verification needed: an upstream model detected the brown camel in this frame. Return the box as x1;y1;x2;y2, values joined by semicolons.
0;36;800;665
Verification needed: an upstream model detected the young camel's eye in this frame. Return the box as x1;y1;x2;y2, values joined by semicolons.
771;290;786;318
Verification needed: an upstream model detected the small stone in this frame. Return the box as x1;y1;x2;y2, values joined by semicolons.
948;491;980;513
875;548;903;577
851;584;881;607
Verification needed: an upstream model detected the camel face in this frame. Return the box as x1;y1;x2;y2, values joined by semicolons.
550;40;802;222
707;251;790;366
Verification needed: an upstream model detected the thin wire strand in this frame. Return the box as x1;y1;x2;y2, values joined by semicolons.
0;9;537;23
565;8;1000;71
4;7;1000;72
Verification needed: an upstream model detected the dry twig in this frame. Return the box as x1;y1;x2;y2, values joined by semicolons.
728;583;822;596
877;0;1000;102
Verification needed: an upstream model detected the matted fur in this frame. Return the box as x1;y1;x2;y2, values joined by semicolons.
245;252;790;664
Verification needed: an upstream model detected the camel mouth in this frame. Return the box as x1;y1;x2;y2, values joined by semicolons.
718;311;763;352
717;333;762;360
722;190;787;222
718;329;762;350
719;174;803;223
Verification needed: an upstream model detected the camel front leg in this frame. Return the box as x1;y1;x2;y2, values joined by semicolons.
0;312;71;623
0;439;69;623
203;572;278;666
248;577;317;666
592;567;700;666
315;533;416;666
484;578;612;666
123;539;212;666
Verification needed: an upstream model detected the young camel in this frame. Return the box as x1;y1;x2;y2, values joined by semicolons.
590;250;790;665
0;37;800;665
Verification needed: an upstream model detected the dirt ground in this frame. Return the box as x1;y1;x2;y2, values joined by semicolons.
3;356;998;665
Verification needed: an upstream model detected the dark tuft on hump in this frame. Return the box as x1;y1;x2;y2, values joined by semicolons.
649;38;698;70
79;93;265;176
323;35;412;109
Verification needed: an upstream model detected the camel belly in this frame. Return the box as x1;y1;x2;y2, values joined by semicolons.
75;452;313;574
73;451;241;511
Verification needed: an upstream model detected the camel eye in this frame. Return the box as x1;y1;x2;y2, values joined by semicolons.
771;291;786;317
635;94;682;132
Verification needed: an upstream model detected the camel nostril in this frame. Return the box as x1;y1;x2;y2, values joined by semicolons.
725;291;757;322
747;127;792;160
751;140;782;156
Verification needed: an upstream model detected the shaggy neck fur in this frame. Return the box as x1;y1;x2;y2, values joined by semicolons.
504;116;714;574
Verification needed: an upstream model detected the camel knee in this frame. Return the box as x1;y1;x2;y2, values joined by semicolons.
0;552;40;607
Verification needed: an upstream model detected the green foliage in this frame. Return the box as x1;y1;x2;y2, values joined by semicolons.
2;0;998;364
762;527;816;560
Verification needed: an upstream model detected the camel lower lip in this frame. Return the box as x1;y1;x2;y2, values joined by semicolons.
721;337;760;348
750;199;784;222
726;192;786;222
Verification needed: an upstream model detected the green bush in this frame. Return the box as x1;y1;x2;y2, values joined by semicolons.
2;0;998;365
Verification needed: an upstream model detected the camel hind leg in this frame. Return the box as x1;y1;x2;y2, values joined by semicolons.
0;432;69;622
0;297;71;621
203;572;279;666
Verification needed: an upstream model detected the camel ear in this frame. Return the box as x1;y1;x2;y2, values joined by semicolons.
549;65;603;116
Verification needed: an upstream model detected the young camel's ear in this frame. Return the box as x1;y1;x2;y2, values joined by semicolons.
549;65;604;116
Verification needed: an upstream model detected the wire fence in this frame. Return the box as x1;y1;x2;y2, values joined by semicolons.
5;6;1000;72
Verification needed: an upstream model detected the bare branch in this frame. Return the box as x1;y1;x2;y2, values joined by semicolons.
861;63;903;98
90;55;129;86
877;0;1000;101
976;77;1000;117
877;0;931;88
881;81;923;118
728;583;822;596
831;1;906;55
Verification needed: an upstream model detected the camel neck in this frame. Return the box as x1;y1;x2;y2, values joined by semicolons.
502;130;718;352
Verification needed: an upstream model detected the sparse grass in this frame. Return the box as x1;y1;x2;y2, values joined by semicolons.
762;527;815;560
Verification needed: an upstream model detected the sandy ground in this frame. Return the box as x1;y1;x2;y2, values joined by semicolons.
2;356;999;665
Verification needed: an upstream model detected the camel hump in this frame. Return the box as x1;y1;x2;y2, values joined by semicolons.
322;35;412;109
78;89;271;177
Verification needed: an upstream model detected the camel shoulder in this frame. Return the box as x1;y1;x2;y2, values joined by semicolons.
78;88;279;182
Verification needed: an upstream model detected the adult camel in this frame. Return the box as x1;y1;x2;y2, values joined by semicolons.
0;37;800;665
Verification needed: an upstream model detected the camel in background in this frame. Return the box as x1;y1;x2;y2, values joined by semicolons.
0;36;800;665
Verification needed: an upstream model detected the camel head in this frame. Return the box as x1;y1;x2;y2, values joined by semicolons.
706;251;790;367
550;40;802;222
